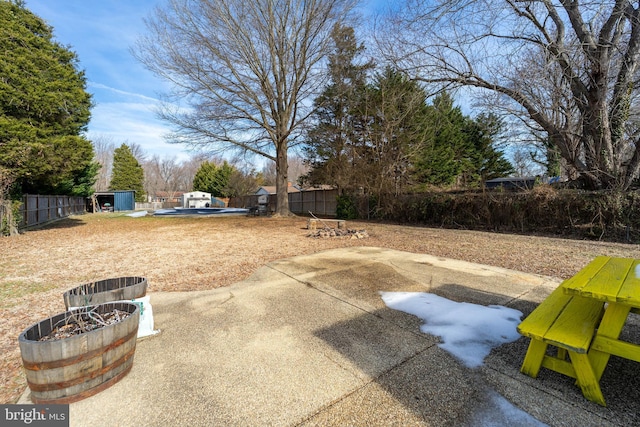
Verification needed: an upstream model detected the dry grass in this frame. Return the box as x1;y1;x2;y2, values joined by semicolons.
2;212;639;404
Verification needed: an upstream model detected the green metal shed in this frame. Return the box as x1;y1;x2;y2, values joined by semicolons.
92;191;135;212
114;191;135;211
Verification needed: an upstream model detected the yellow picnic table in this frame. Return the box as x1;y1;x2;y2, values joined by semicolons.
561;256;640;403
517;256;640;406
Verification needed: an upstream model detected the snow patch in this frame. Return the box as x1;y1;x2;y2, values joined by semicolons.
380;292;522;368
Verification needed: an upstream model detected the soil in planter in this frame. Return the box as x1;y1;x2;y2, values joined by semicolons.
39;308;132;341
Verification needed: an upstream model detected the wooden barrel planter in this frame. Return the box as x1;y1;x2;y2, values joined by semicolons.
63;276;147;308
18;302;140;404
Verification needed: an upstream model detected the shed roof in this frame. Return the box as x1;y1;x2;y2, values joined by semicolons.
92;190;136;196
256;185;301;195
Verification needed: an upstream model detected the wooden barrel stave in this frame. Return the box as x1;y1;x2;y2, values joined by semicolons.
63;277;148;308
19;302;140;404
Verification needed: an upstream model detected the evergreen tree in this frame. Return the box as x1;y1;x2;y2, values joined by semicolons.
535;138;562;178
0;1;97;197
356;67;431;197
192;161;234;198
109;144;145;202
464;113;514;183
301;24;373;191
304;29;513;194
192;161;216;194
412;92;474;187
413;95;514;187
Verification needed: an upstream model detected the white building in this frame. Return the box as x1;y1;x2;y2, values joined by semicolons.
182;191;212;208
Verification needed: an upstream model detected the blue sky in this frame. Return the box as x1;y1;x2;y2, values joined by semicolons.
25;1;388;165
26;1;192;161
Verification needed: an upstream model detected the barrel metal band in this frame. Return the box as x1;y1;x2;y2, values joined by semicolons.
22;327;138;371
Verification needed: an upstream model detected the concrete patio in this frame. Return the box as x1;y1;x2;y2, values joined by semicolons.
19;247;640;426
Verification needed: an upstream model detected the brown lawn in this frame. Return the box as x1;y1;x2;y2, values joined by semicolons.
1;212;639;404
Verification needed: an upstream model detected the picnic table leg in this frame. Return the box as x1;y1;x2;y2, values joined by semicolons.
557;347;567;360
520;339;548;378
569;352;606;406
589;303;632;380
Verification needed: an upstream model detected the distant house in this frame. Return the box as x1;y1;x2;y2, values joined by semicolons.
182;191;212;208
255;183;301;195
148;191;183;204
484;177;537;190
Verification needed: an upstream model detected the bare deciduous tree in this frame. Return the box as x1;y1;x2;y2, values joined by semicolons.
511;145;545;178
134;0;356;215
93;137;148;192
128;142;148;164
227;167;263;197
260;154;308;187
179;154;211;191
381;0;640;190
261;160;277;187
143;155;184;202
287;155;310;186
92;135;116;192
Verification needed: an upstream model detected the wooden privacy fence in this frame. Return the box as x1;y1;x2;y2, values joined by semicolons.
288;189;338;216
19;194;86;229
229;188;339;217
228;194;275;212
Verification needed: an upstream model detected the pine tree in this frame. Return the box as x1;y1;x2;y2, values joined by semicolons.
412;93;472;186
412;95;514;187
464;113;514;184
0;1;97;197
192;161;234;198
301;24;373;191
109;144;145;202
356;67;431;197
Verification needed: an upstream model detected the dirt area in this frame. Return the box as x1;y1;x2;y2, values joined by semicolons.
2;213;639;404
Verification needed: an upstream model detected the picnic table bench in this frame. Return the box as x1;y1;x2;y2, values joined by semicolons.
518;256;640;406
517;282;606;405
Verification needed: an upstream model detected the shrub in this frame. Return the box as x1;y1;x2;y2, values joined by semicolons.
371;187;639;243
336;194;358;220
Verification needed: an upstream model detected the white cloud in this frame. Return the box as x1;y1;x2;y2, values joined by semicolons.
88;101;191;162
88;82;162;104
27;1;186;160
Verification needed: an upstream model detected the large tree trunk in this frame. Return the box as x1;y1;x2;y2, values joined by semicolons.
274;141;291;217
135;0;356;205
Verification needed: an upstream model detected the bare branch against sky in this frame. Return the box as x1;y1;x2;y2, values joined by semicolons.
379;0;640;190
133;0;357;214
